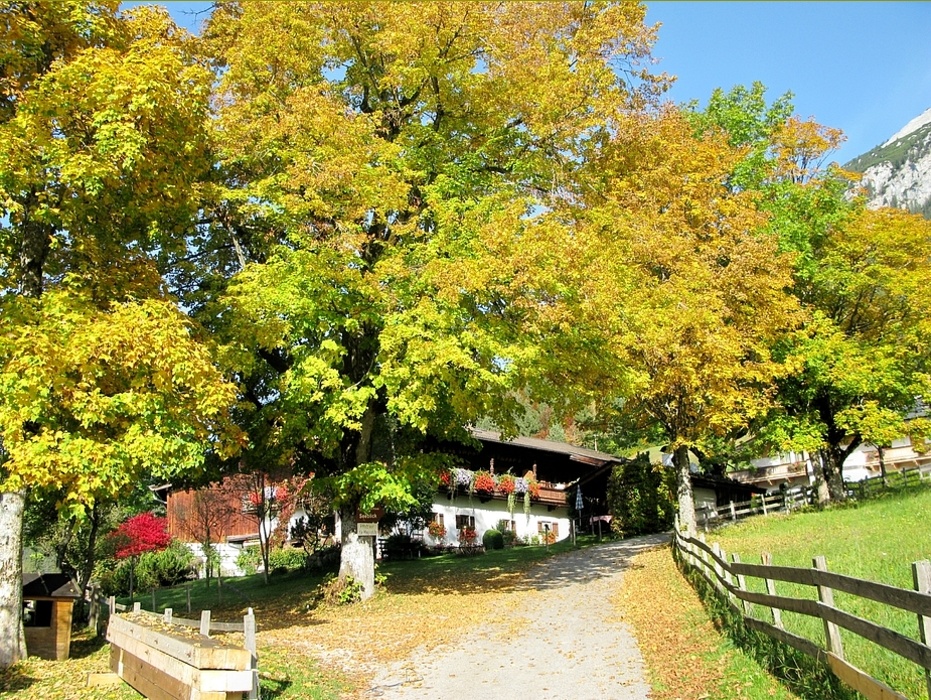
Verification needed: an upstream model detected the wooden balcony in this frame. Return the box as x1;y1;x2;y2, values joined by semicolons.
438;484;569;510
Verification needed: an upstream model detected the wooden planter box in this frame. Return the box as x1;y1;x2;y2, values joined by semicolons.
107;615;254;700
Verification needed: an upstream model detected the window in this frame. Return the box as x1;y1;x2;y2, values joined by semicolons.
23;600;52;628
432;513;444;527
455;514;475;530
538;521;559;538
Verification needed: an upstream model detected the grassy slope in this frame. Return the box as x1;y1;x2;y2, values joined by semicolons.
705;486;931;699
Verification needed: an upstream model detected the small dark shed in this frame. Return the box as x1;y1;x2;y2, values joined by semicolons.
23;573;81;660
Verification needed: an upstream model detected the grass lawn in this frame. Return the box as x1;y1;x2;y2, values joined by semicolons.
701;485;931;699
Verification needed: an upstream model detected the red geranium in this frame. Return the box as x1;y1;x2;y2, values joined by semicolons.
473;472;495;494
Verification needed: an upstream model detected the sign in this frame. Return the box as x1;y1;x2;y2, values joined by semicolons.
356;507;384;523
357;522;378;537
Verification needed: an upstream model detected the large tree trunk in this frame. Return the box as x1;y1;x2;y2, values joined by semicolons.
0;489;28;667
674;445;696;533
338;507;375;600
821;446;848;501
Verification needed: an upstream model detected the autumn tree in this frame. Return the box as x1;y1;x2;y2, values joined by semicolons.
200;1;668;597
570;109;800;532
108;512;171;602
0;3;241;666
691;84;931;501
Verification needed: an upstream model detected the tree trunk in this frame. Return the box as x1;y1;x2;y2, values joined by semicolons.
878;446;888;487
0;489;27;667
817;447;847;501
812;451;831;503
338;507;375;600
674;445;695;533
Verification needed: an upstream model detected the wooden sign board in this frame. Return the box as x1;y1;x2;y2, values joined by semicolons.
357;523;378;537
356;508;384;523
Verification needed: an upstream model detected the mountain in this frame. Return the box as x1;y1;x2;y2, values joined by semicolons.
844;107;931;218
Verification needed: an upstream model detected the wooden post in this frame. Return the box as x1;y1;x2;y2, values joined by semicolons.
133;602;141;613
912;560;931;700
729;501;736;521
186;584;191;614
244;607;259;700
732;553;751;616
761;553;782;629
108;595;115;616
813;555;844;659
761;495;768;516
163;608;173;625
200;609;211;637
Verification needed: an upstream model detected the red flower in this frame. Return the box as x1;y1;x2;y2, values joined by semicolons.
528;481;541;499
497;475;515;494
473;472;495;493
440;471;451;486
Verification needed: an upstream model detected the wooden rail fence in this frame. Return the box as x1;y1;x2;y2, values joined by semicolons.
674;520;931;700
696;464;931;532
695;486;815;531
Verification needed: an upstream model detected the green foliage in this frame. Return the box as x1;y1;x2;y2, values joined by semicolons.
607;453;676;537
481;529;504;550
314;574;363;607
95;540;195;596
236;547;261;576
268;546;309;573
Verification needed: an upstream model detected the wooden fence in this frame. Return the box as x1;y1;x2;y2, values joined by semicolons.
695;486;815;531
674;521;931;700
696;464;931;532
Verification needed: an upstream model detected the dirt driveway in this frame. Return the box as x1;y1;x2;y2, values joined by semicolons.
362;533;669;700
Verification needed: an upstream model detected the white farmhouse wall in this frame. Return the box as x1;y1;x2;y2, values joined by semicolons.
426;495;571;545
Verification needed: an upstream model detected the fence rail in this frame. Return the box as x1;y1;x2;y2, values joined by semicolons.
674;521;931;700
698;464;931;532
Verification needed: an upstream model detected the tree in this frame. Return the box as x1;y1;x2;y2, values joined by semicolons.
690;84;931;502
200;1;668;597
574;109;800;531
0;3;241;666
108;512;171;602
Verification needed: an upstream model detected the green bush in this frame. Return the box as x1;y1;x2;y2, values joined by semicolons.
384;533;424;559
482;529;504;550
236;547;261;575
93;541;195;596
269;546;308;572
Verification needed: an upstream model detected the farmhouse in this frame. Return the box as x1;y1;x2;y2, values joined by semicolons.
164;430;623;574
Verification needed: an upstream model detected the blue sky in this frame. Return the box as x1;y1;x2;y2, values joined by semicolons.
132;1;931;165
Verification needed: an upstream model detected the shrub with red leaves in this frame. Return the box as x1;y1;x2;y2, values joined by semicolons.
111;512;171;559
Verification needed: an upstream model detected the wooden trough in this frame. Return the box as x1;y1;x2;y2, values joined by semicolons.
106;612;256;700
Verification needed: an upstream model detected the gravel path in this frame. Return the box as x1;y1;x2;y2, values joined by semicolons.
363;533;669;700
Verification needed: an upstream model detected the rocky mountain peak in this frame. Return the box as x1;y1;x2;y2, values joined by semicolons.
845;108;931;218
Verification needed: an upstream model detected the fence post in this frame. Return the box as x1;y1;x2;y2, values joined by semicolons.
133;602;141;613
164;608;173;625
912;560;931;700
761;495;768;516
711;542;725;592
244;607;259;699
697;532;709;579
761;553;783;629
813;556;844;659
729;501;736;521
200;609;211;637
108;596;115;616
187;584;192;614
731;553;751;616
